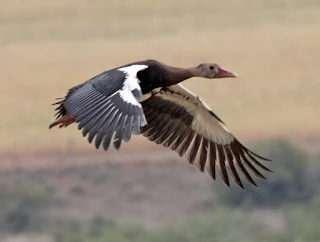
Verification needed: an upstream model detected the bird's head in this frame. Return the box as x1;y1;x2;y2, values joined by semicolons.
196;63;238;79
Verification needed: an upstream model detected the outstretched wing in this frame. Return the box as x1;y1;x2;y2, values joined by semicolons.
51;64;149;150
141;84;272;188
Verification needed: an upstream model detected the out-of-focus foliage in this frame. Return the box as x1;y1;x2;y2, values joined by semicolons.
0;183;57;233
52;137;320;242
53;200;320;242
1;139;320;242
287;198;320;241
52;210;271;242
215;139;316;207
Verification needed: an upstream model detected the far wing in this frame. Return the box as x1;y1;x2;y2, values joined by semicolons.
141;84;272;188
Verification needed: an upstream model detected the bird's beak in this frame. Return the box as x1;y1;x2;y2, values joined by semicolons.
217;67;238;78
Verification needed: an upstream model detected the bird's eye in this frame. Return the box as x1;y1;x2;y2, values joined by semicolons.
209;66;214;70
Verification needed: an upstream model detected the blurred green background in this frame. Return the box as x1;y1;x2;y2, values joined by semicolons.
1;0;319;241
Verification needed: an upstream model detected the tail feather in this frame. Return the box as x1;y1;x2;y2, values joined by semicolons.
49;115;76;129
50;84;84;129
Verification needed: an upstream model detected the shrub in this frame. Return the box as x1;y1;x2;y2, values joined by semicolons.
0;183;56;233
215;139;316;207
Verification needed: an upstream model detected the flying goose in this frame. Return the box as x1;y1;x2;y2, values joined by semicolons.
49;59;271;188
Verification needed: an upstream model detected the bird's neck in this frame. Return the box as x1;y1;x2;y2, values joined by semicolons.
166;66;200;86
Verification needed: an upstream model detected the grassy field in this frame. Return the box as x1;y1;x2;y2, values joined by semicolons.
1;0;320;153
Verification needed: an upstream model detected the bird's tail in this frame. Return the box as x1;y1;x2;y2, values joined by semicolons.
49;114;76;129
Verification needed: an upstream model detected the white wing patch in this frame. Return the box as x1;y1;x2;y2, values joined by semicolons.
119;89;141;107
118;64;148;91
117;64;148;107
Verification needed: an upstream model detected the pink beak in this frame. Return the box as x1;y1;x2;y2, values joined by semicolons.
217;67;238;78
